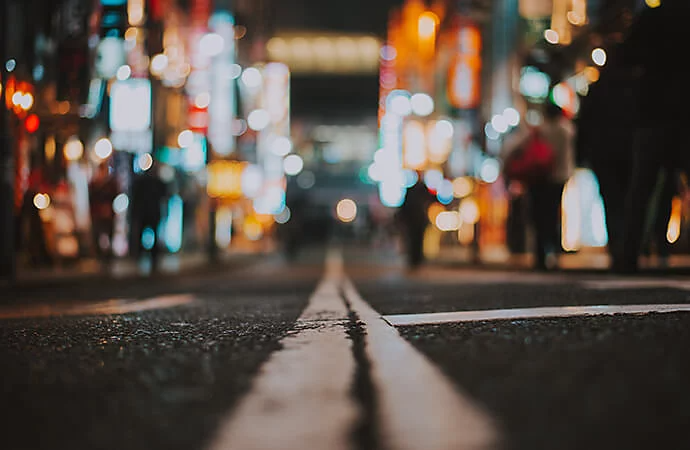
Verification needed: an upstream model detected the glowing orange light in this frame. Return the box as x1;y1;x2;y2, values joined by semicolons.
25;114;40;133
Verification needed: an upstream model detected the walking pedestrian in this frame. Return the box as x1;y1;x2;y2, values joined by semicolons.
575;43;637;262
88;162;118;264
503;101;575;270
396;172;435;269
130;160;168;272
613;0;690;273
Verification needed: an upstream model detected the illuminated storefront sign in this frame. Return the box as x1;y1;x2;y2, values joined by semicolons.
208;12;237;156
207;160;245;199
109;78;151;131
447;24;481;109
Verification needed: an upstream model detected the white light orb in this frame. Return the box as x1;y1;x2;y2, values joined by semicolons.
390;95;412;116
410;93;434;116
112;193;129;214
94;138;113;159
479;158;500;183
150;54;168;75
33;193;50;210
137;153;153;171
275;206;291;224
272;136;293;156
63;137;84;161
228;63;242;79
194;92;211;109
241;67;263;88
591;48;607;67
200;33;225;57
484;122;500;140
116;65;131;81
502;107;521;127
491;114;509;133
336;198;357;223
435;119;454;139
247;109;270;131
283;154;304;176
544;29;559;44
177;130;194;148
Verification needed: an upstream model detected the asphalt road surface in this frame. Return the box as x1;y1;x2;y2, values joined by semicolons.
2;245;690;450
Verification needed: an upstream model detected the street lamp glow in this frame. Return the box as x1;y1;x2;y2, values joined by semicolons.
94;138;113;159
591;48;607;66
410;93;434;116
177;130;194;147
283;154;304;176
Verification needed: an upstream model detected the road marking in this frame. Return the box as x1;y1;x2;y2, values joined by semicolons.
206;250;359;450
383;304;690;327
0;294;194;319
582;279;690;290
342;277;499;450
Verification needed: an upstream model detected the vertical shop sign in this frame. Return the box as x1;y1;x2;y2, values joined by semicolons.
447;23;481;110
208;12;237;156
56;0;91;103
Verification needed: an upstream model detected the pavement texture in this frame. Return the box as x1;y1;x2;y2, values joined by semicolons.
3;244;690;450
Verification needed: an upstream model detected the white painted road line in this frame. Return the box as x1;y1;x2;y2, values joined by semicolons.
0;294;195;319
206;252;359;450
342;278;499;450
582;279;690;290
384;304;690;327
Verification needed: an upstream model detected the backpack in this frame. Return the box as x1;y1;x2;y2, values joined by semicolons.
504;129;555;183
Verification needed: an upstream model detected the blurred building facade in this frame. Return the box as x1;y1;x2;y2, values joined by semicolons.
1;0;687;278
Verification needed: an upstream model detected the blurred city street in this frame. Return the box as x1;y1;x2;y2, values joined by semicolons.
3;0;690;448
3;244;690;450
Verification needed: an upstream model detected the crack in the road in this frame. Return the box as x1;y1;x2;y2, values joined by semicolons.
342;286;384;450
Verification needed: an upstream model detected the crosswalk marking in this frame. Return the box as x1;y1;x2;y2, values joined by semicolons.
342;279;498;450
0;294;194;319
206;251;359;450
383;304;690;327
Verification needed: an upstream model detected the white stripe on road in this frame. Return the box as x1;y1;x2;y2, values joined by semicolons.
206;250;359;450
384;304;690;327
342;278;499;450
582;279;690;290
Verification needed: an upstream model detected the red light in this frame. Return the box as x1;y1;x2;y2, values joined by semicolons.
25;114;39;133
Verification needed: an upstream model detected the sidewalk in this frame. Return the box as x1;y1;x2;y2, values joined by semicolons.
1;246;270;291
432;245;690;274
